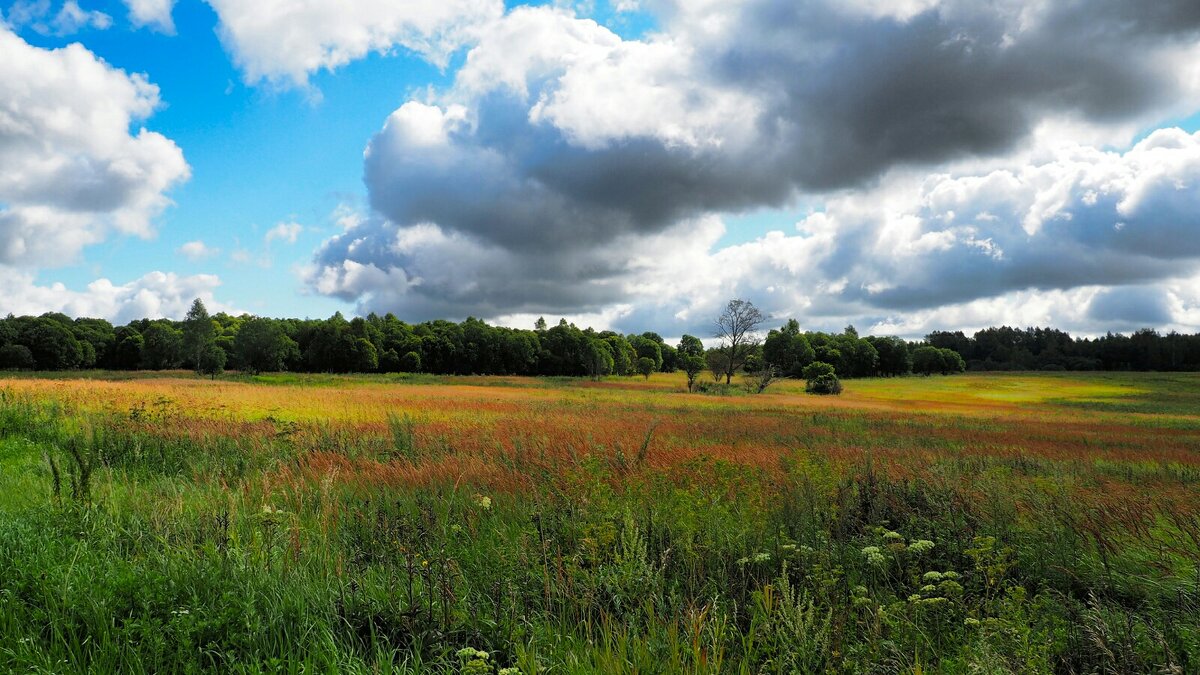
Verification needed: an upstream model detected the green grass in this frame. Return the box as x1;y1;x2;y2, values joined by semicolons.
0;373;1199;673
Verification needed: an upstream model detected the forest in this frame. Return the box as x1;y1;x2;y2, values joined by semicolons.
0;299;1197;378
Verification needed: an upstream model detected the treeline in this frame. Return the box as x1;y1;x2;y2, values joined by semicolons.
0;299;1191;376
927;326;1200;372
0;303;955;379
0;305;685;378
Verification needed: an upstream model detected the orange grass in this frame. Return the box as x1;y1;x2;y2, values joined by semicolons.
4;371;1199;505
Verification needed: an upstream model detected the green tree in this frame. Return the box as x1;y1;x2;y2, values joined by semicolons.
865;335;911;376
400;351;422;373
584;339;614;379
197;342;227;379
636;356;656;380
140;322;182;370
182;298;217;373
113;328;144;370
235;317;298;374
681;354;706;392
18;317;84;370
0;344;35;370
630;334;664;372
763;319;815;377
912;346;963;375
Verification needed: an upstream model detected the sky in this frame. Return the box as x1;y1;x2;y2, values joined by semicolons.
1;0;1199;338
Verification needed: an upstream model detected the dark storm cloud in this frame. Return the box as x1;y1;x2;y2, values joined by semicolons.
721;0;1200;188
316;0;1200;325
1087;286;1174;328
363;95;786;254
309;213;635;321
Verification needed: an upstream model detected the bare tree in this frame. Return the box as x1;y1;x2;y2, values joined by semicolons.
714;299;766;384
749;364;777;394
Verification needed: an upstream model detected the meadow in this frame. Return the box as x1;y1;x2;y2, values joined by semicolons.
0;371;1198;673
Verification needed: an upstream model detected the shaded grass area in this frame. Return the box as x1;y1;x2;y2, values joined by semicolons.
0;373;1198;672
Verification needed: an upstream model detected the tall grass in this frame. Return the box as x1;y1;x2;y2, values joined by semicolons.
0;375;1198;673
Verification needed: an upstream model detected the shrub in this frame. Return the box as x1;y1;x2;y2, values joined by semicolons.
803;361;842;395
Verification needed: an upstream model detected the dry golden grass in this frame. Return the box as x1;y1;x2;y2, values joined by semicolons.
4;371;1198;503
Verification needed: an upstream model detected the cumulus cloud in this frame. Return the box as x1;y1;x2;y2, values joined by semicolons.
310;0;1200;335
177;240;219;261
0;268;231;324
0;26;189;266
123;0;175;33
265;222;303;245
206;0;504;87
314;129;1200;335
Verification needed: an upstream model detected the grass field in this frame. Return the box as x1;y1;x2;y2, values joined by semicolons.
1;371;1198;673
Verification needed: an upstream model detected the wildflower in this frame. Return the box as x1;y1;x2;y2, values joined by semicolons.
938;580;963;596
883;531;903;541
907;594;922;603
964;617;981;627
457;647;492;675
920;584;937;593
922;571;943;582
780;543;797;553
753;552;771;563
474;494;492;510
942;570;960;580
499;669;522;675
909;539;934;554
861;546;886;565
736;556;751;566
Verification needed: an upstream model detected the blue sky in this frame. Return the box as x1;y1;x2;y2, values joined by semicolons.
15;1;470;317
2;1;1200;336
9;0;664;319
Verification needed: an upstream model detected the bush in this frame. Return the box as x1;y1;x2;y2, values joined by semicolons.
803;361;842;395
695;381;738;396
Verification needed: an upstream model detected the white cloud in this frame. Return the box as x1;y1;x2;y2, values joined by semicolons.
286;0;1200;336
123;0;175;33
0;268;231;324
53;1;112;34
452;6;757;151
205;0;504;87
0;26;189;266
3;0;111;35
264;221;303;245
314;129;1200;336
177;240;219;260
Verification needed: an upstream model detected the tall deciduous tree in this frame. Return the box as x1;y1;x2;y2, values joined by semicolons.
183;298;216;374
714;299;765;384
